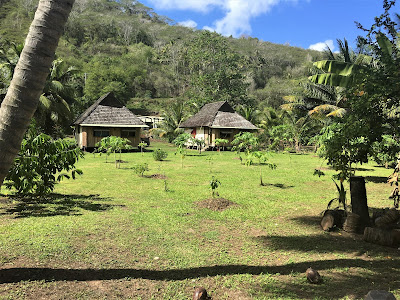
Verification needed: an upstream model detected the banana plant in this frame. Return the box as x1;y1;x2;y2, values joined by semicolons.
309;34;396;89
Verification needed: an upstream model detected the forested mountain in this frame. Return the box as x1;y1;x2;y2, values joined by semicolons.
0;0;322;132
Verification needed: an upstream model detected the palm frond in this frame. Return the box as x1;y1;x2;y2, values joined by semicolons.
326;108;346;118
280;102;306;112
309;104;346;118
337;38;351;63
39;94;52;110
48;80;64;93
323;44;335;60
303;82;336;104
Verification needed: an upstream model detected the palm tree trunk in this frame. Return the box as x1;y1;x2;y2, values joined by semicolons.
0;0;75;188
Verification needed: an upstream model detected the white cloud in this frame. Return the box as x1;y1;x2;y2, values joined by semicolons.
178;20;198;28
146;0;299;37
202;26;216;32
308;40;335;52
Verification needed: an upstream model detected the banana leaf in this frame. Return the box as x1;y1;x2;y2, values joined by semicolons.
313;60;358;76
309;73;354;88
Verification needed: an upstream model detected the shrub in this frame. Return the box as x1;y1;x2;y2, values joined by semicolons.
210;176;221;198
153;148;168;161
132;163;149;177
96;136;132;167
5;132;83;195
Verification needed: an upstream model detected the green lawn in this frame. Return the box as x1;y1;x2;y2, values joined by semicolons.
0;141;399;299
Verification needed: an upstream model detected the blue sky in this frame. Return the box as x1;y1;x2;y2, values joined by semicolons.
140;0;398;51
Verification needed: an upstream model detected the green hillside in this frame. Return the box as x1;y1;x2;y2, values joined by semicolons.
0;0;322;118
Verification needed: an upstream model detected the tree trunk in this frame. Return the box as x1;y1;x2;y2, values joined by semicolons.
0;0;75;188
350;176;370;228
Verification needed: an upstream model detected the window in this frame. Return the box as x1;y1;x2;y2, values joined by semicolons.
220;131;232;139
121;130;136;138
93;129;110;137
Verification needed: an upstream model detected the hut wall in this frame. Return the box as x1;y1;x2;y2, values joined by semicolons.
195;127;206;143
78;126;142;149
76;126;88;148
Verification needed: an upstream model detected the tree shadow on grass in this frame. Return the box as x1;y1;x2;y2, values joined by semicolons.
365;176;388;184
0;194;117;218
0;258;398;299
254;232;398;257
291;215;322;227
353;167;375;172
260;183;294;189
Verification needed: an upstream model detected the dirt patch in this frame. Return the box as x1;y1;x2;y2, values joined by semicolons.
195;198;237;211
151;174;167;179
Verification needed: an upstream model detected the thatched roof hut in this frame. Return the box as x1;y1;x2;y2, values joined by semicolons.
74;92;146;127
180;101;257;130
74;92;148;149
179;101;257;148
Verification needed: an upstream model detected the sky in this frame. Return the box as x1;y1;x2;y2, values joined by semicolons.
139;0;399;52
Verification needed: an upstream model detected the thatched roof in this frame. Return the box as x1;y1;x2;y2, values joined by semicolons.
179;101;257;130
74;93;148;127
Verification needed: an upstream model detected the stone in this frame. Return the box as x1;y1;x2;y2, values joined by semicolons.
365;290;396;300
306;267;321;284
193;287;208;300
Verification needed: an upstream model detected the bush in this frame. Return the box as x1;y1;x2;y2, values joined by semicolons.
132;163;149;177
5;132;83;195
153;148;168;161
371;135;400;168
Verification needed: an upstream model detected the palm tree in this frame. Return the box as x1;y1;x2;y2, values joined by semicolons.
152;100;187;142
0;0;75;188
35;59;80;136
1;44;81;136
303;83;346;119
238;104;259;124
284;39;359;121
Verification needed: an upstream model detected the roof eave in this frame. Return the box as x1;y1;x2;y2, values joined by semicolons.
79;124;149;128
210;126;259;130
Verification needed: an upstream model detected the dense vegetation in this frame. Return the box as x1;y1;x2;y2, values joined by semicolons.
0;0;321;131
0;1;400;298
0;0;399;172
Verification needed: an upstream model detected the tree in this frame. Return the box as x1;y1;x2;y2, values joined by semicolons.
173;133;191;168
35;58;81;136
154;100;187;142
316;0;399;173
0;43;82;136
0;0;75;188
214;138;229;153
96;136;132;168
185;31;250;108
231;132;260;164
280;98;321;152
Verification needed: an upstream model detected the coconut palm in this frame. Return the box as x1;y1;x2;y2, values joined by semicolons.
1;43;81;136
237;104;259;124
35;58;80;136
151;100;187;142
0;0;75;188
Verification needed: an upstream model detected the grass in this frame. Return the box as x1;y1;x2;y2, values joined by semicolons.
0;141;399;299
